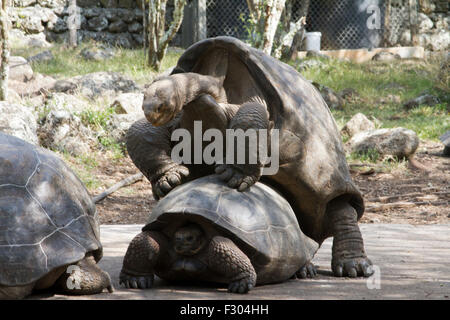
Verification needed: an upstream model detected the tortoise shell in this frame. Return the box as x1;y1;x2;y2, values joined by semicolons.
171;36;364;243
143;175;318;284
0;133;101;286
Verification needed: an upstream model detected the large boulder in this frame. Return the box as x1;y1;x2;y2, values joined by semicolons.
110;92;143;114
418;13;434;32
341;113;375;138
312;82;344;110
80;45;115;61
440;131;450;156
54;72;140;100
349;128;419;158
403;94;440;110
0;102;38;145
8;29;52;48
8;56;33;82
9;73;56;98
38;110;94;156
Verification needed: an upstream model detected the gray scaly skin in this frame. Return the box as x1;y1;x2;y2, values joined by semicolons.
127;72;372;278
119;224;257;293
0;254;113;299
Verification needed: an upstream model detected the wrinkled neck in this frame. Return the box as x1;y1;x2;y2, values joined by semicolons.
172;73;226;106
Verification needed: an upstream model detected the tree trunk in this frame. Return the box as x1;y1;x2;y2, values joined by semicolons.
0;0;9;101
147;0;185;71
262;0;286;55
68;0;78;48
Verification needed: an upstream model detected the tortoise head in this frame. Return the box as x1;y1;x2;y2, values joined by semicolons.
173;223;206;256
142;76;181;126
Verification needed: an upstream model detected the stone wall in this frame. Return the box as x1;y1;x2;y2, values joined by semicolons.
8;0;150;48
7;0;449;51
415;0;449;51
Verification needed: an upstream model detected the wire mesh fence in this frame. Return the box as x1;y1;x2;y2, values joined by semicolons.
203;0;418;50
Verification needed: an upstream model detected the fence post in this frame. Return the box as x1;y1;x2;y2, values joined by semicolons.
409;0;419;45
182;0;207;48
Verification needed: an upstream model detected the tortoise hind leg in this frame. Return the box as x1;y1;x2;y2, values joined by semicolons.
208;236;257;294
0;284;34;300
328;198;373;278
120;231;169;289
57;253;113;295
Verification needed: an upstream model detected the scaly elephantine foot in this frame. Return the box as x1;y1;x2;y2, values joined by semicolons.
332;256;373;278
119;272;154;289
296;261;317;279
228;277;255;294
215;164;260;191
152;165;190;199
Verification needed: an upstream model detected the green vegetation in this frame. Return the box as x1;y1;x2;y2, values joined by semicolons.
11;41;182;84
292;57;449;141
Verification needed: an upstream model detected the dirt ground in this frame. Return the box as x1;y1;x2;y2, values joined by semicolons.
83;139;449;225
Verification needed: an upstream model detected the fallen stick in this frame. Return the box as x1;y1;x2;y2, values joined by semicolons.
366;200;449;212
93;172;144;203
367;191;450;203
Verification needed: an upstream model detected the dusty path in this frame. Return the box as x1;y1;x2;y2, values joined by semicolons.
86;139;449;225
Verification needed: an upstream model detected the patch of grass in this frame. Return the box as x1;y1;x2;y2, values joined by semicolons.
12;41;183;84
348;148;381;163
77;106;115;130
293;57;449;142
59;151;102;189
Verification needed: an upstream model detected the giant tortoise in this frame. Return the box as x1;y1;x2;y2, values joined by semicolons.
126;36;373;278
0;132;113;299
120;175;318;293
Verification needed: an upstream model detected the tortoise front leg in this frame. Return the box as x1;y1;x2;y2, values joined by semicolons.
216;102;270;192
126;118;190;200
328;199;374;278
57;253;113;295
119;231;169;289
208;236;257;294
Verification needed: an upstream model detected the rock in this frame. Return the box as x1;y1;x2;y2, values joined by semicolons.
118;0;134;8
403;94;440;110
0;102;38;145
37;0;65;8
339;88;358;100
312;82;344;110
349;128;419;158
77;0;100;7
8;56;34;82
131;33;144;46
66;72;140;100
400;30;412;46
80;45;115;61
48;16;68;33
429;31;450;52
13;0;37;6
19;14;44;34
128;21;143;33
377;94;401;105
43;93;89;114
9;29;51;48
52;79;78;93
27;50;54;63
439;131;450;157
372;51;401;62
418;13;434;32
108;113;141;143
100;0;118;8
111;92;144;114
87;15;109;32
9;73;56;98
341;113;375;138
104;8;135;23
108;20;128;33
83;7;103;18
78;30;135;48
38;110;94;156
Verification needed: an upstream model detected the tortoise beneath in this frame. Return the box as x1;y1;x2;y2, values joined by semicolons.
120;175;318;293
0;132;113;299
